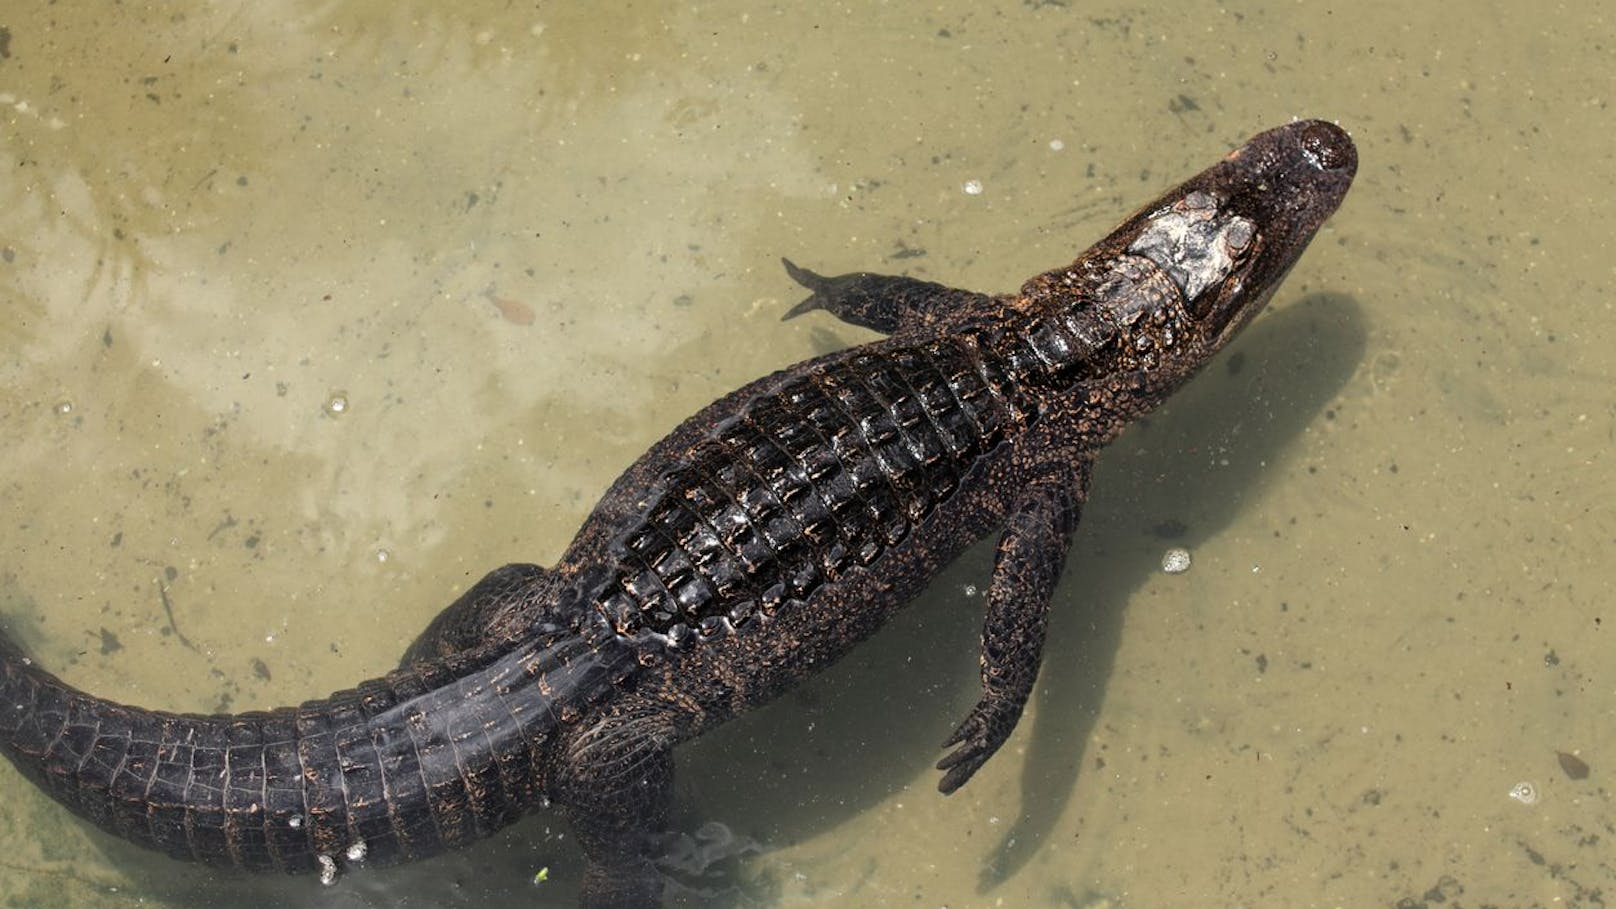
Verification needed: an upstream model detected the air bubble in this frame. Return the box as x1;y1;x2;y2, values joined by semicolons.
1507;781;1539;805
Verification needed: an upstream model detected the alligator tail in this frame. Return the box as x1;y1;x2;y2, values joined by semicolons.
0;619;637;874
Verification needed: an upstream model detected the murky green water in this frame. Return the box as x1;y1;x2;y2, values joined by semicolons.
2;2;1612;907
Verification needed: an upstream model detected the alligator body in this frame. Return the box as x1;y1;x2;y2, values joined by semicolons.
0;120;1356;907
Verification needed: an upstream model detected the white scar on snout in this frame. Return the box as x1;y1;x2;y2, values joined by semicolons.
1127;191;1256;301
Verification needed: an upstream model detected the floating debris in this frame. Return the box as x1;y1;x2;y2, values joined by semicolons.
489;294;536;326
1556;750;1590;780
1161;547;1192;574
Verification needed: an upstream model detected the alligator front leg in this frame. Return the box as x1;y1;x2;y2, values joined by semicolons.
780;258;994;336
937;453;1092;794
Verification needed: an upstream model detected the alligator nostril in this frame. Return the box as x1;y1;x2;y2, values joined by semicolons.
1299;121;1355;171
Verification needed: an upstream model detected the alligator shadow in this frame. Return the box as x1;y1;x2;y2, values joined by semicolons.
678;291;1369;902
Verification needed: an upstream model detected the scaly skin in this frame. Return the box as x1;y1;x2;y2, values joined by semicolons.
1;120;1356;907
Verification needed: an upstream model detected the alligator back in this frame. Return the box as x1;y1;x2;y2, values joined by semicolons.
0;621;636;873
593;334;1035;646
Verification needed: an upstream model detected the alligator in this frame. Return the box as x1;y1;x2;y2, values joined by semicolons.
0;119;1356;907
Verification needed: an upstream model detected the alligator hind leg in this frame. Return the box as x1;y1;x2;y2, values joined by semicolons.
781;258;994;337
553;708;677;909
937;448;1092;794
399;563;554;665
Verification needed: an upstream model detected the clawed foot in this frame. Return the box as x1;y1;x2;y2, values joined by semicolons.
935;691;1022;794
779;258;845;321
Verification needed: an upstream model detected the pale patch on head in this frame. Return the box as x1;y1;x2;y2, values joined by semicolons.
1127;191;1256;303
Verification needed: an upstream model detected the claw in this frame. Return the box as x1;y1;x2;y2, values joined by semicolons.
934;698;1014;794
936;726;993;793
937;755;985;795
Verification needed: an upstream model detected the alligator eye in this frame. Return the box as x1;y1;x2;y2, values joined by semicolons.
1223;219;1256;255
1175;190;1219;215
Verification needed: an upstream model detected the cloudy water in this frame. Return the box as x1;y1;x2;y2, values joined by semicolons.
1;2;1612;907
